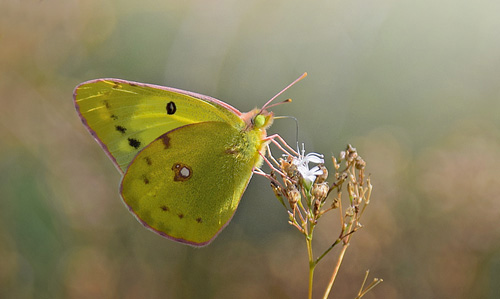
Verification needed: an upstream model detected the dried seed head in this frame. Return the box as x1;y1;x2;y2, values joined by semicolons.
312;183;329;202
347;144;356;153
271;181;283;198
287;186;301;209
345;206;355;217
346;144;358;162
281;156;297;178
284;178;295;189
355;156;366;170
336;172;348;181
331;197;340;209
339;151;346;160
315;165;328;184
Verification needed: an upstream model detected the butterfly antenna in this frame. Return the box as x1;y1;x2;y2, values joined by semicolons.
265;98;292;110
261;72;307;111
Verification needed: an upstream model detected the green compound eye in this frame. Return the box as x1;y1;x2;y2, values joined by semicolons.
254;114;266;128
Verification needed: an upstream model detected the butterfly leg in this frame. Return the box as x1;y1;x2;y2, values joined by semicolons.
253;154;288;198
254;151;287;178
264;134;300;156
265;144;282;168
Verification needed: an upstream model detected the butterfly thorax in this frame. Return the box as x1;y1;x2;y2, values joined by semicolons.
231;108;274;169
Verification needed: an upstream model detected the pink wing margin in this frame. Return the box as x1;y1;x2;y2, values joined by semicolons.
73;78;243;173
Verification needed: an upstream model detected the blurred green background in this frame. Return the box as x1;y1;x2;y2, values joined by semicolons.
2;0;500;298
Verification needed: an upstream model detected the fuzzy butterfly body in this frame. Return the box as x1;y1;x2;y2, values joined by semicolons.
74;79;274;246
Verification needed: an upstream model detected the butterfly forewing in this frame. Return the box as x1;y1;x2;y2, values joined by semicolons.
74;79;242;172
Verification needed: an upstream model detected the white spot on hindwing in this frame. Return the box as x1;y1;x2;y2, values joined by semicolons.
180;167;190;177
172;163;192;181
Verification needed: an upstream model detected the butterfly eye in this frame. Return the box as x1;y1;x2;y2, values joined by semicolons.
254;114;266;128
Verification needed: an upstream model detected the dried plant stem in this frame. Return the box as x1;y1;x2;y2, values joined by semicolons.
323;233;352;299
355;270;383;299
315;240;338;265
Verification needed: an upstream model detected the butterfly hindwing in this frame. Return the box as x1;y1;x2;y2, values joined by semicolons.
120;121;264;246
74;79;242;172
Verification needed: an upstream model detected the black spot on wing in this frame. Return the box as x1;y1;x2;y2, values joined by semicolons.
166;101;176;115
115;125;127;134
128;138;141;149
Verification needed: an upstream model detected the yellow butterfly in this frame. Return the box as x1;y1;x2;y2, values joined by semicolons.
74;73;306;246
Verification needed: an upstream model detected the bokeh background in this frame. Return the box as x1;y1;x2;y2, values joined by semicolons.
2;0;500;298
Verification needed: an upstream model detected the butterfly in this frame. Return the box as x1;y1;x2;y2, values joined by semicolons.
73;73;306;246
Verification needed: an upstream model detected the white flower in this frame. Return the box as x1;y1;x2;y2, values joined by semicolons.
291;145;325;184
